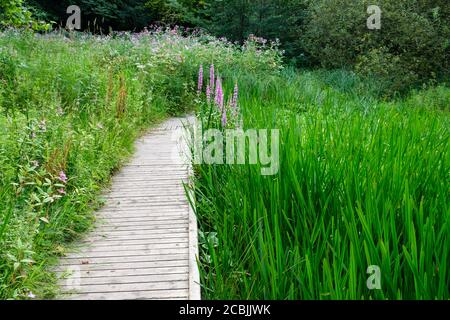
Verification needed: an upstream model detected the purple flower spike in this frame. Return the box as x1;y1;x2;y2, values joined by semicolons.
59;171;68;184
197;65;203;95
215;77;224;111
206;85;211;104
222;108;227;127
232;82;239;109
215;77;220;104
210;64;215;92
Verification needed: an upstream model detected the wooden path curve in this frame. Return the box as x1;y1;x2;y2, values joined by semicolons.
56;117;200;300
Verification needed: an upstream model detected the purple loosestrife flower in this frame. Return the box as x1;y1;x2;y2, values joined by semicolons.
215;77;224;111
59;171;68;184
221;107;227;127
197;64;203;95
206;85;211;104
215;77;220;104
215;77;219;101
210;64;215;92
232;82;239;109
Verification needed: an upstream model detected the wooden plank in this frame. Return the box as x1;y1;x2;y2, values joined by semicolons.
100;202;189;209
61;273;188;287
98;209;189;216
64;289;189;300
60;254;189;266
72;243;188;253
94;225;188;233
83;233;189;242
97;216;188;223
66;248;188;260
62;279;188;294
89;226;188;235
58;266;189;278
57;259;188;271
80;237;189;247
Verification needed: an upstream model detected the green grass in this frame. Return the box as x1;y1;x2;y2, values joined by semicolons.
0;28;448;300
193;69;450;300
0;31;167;298
0;28;281;299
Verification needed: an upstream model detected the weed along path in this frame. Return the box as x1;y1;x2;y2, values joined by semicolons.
56;117;200;300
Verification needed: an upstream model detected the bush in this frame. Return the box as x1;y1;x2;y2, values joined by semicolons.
303;0;450;96
0;0;50;30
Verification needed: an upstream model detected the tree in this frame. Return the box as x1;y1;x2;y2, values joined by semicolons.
27;0;153;31
0;0;49;30
201;0;308;64
303;0;450;94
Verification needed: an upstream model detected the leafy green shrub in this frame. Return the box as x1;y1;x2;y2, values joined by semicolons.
0;0;50;30
304;0;450;96
0;47;18;113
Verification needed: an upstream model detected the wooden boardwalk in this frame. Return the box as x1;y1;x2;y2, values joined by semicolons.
56;117;200;300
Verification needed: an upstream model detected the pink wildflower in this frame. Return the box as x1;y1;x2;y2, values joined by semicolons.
57;188;66;195
210;64;215;92
215;77;224;111
221;108;227;127
197;64;203;95
59;171;67;184
206;85;211;104
232;82;239;109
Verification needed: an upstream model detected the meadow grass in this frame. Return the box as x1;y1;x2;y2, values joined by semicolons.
193;68;449;299
0;28;278;299
0;28;448;300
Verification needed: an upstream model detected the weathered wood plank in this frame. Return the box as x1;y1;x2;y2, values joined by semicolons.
57;259;188;271
83;233;189;242
88;227;188;236
65;289;189;300
58;266;189;278
97;216;188;223
68;245;189;257
60;273;188;287
80;237;189;247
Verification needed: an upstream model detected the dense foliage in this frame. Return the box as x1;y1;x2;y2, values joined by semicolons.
0;0;449;301
303;0;450;95
0;0;49;30
0;28;281;298
3;0;448;94
193;61;450;300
